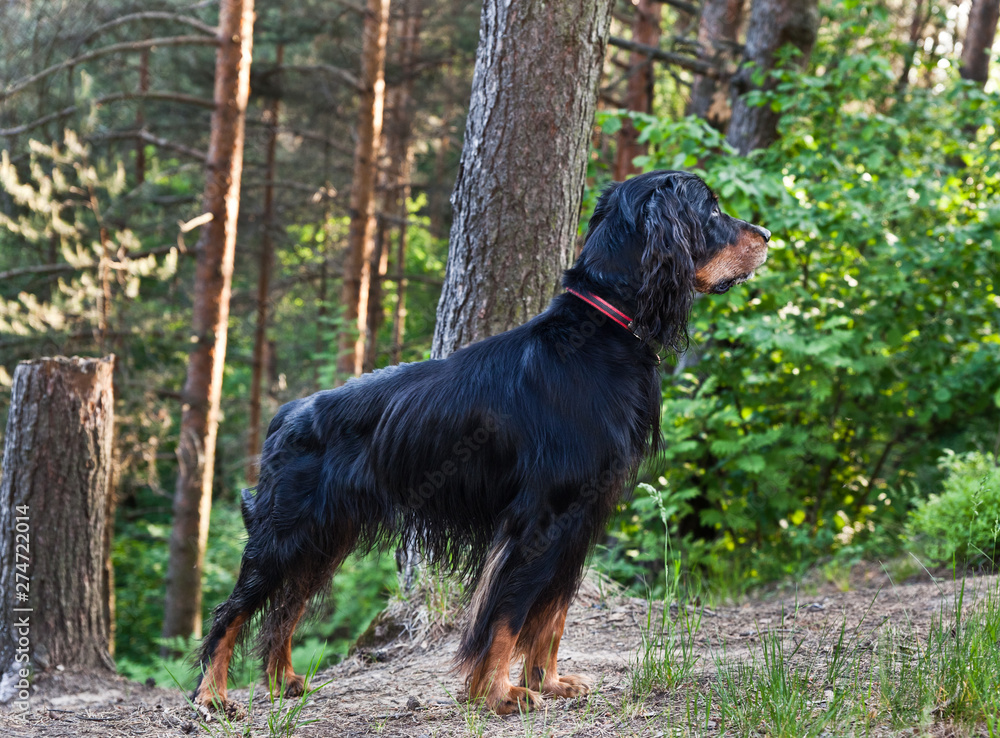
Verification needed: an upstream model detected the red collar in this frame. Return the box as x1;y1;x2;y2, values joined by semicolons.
565;288;661;365
565;288;634;333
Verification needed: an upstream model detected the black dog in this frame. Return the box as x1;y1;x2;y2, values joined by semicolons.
194;170;770;715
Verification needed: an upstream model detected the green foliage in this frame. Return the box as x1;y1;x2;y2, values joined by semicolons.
906;451;1000;566
594;5;1000;589
114;500;396;689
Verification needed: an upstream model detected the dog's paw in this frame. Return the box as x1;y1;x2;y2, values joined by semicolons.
268;672;307;699
282;674;306;699
193;694;245;721
490;686;545;715
542;673;591;699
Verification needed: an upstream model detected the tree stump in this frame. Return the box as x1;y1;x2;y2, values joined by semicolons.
0;356;116;705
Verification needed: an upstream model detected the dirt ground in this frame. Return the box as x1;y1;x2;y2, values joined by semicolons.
1;567;996;737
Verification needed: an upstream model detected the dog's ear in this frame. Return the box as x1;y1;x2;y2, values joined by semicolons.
632;186;701;352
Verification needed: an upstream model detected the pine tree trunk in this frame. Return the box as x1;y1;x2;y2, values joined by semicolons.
431;0;614;359
687;0;745;130
399;0;613;590
613;0;662;180
960;0;999;86
380;0;421;368
726;0;818;155
338;0;391;380
163;0;254;644
0;357;116;703
247;45;283;485
363;217;389;372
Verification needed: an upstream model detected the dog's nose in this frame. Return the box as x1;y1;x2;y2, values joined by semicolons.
755;225;771;242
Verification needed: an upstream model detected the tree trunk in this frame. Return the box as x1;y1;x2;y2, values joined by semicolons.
162;0;254;644
363;217;389;372
726;0;818;155
959;0;999;86
381;0;421;368
687;0;745;130
247;44;282;485
0;357;116;703
613;0;662;180
337;0;391;380
136;48;149;184
399;0;613;590
431;0;614;359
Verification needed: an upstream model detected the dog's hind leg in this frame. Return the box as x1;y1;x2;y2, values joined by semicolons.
259;537;355;698
193;556;278;712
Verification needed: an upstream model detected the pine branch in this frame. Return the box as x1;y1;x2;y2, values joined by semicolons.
89;129;208;162
277;64;364;92
0;243;189;282
77;11;217;44
0;92;215;137
0;36;219;103
651;0;701;14
608;36;720;78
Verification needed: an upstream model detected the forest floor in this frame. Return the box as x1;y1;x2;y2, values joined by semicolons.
2;566;998;737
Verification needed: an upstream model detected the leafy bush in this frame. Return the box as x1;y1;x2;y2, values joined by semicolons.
592;4;1000;590
906;451;1000;567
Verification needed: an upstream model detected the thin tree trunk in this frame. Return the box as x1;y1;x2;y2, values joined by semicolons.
726;0;818;155
613;0;662;180
960;0;1000;86
687;0;745;130
897;0;929;93
431;0;614;358
315;120;334;391
363;215;389;371
0;357;116;702
390;209;409;364
381;0;421;368
247;44;283;485
136;48;149;184
162;0;254;644
337;0;391;380
427;117;452;240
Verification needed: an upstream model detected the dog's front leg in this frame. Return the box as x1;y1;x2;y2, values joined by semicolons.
519;599;590;698
467;619;544;715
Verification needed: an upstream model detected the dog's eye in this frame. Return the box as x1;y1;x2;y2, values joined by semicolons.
711;205;720;217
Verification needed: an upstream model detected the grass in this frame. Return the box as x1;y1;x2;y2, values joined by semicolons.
168;646;329;737
622;572;1000;737
624;479;1000;736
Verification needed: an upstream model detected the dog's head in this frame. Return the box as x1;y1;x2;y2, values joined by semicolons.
565;170;770;351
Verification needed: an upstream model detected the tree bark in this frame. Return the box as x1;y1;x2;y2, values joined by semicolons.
337;0;391;379
162;0;254;644
136;48;150;184
247;44;283;485
726;0;818;155
613;0;662;180
959;0;999;86
687;0;745;130
363;217;390;372
431;0;614;359
0;357;116;702
376;0;421;369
